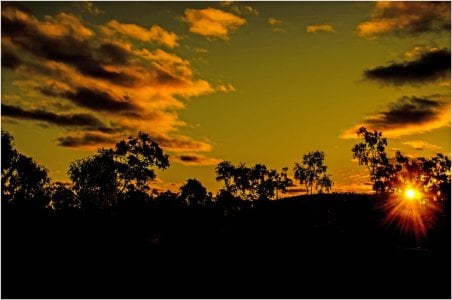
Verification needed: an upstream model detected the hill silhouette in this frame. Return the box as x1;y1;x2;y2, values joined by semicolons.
3;193;450;298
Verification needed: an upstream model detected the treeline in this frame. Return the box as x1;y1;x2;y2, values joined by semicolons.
1;127;450;214
353;127;450;202
1;130;335;214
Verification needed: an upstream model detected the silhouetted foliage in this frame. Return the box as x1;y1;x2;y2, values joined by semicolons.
215;189;247;215
294;151;333;194
1;130;50;209
68;132;169;211
48;182;79;211
215;161;237;194
215;161;292;200
352;127;391;193
155;190;185;209
392;151;451;202
179;178;208;207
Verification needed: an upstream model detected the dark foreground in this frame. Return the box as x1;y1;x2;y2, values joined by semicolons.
3;193;451;298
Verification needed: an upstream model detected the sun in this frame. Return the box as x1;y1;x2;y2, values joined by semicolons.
404;188;421;201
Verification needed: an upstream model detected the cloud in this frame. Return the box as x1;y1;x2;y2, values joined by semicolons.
240;5;258;16
57;132;118;149
306;24;335;33
1;4;217;155
2;103;115;132
152;134;213;152
357;1;451;38
62;87;138;113
77;2;102;15
217;83;236;93
1;47;21;69
183;8;246;40
101;20;179;48
220;1;233;7
268;17;285;32
404;46;441;59
403;140;442;151
220;2;258;16
364;48;450;85
342;95;451;138
268;17;283;26
173;153;222;166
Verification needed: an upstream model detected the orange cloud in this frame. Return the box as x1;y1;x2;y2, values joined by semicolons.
402;140;442;151
306;24;335;33
183;8;246;40
404;46;441;59
217;83;236;93
357;1;450;38
102;20;179;48
268;17;283;26
2;4;217;156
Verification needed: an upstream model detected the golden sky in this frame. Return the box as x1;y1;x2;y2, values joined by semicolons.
2;1;451;194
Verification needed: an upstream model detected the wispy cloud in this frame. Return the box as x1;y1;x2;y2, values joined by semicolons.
268;17;283;26
2;103;115;133
306;24;335;33
403;140;442;151
173;153;222;166
76;1;102;15
268;17;284;32
357;1;450;38
217;83;236;93
101;20;179;48
342;95;451;138
183;8;246;40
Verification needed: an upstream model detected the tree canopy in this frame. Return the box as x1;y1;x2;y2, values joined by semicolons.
294;151;333;194
68;132;169;211
1;130;50;210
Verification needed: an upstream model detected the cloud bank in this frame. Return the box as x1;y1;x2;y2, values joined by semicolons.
364;48;451;85
342;95;450;138
1;3;221;165
357;1;450;38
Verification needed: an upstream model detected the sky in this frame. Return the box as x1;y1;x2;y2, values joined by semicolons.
1;1;451;194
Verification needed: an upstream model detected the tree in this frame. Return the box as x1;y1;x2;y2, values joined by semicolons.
215;161;291;201
48;182;79;211
68;132;169;211
1;130;50;209
215;161;237;195
318;174;334;194
294;151;333;194
391;151;451;203
352;127;391;193
179;178;208;207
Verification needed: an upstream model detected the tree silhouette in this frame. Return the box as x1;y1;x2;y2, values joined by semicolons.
48;182;79;211
1;130;50;210
215;161;291;200
294;151;332;194
69;132;169;211
155;190;185;209
179;178;208;207
352;127;391;193
392;151;451;203
318;174;334;194
215;161;237;195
